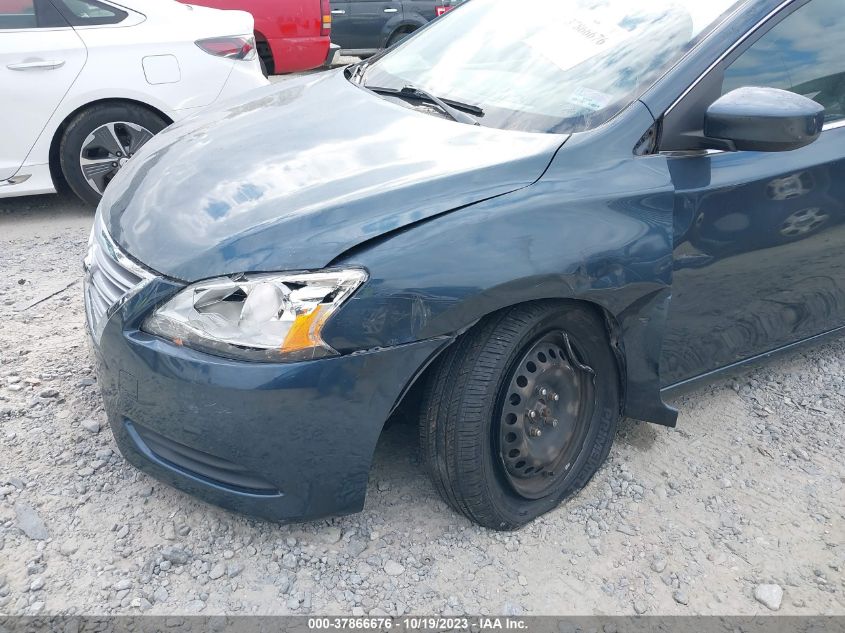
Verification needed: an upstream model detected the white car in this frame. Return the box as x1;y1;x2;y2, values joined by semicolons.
0;0;268;205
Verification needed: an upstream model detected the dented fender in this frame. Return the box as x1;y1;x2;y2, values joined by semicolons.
324;102;679;427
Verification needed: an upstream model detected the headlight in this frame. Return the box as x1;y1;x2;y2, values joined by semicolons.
142;269;367;362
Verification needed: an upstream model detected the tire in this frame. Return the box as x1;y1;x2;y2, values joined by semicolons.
60;103;168;207
256;38;274;76
420;301;620;530
387;27;415;48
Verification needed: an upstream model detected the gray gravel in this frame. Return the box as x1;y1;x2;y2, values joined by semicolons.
1;192;844;617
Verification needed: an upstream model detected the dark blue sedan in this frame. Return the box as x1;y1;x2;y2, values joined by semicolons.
85;0;845;529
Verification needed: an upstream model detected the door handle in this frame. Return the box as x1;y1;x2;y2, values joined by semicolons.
7;59;66;71
384;7;399;12
331;8;345;13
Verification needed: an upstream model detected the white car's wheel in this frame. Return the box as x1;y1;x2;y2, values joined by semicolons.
60;103;167;206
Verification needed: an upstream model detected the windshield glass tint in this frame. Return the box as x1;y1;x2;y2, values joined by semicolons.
363;0;743;133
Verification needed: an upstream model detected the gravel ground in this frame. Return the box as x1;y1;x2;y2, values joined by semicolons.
0;192;843;617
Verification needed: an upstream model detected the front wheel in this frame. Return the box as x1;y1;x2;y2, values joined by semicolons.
420;301;620;530
60;103;167;207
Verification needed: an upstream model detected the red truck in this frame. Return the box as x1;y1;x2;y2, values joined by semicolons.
183;0;337;74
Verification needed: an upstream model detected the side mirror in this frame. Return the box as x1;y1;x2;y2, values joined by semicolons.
704;86;825;152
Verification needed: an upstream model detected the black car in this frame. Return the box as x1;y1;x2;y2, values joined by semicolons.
87;0;845;530
330;0;462;56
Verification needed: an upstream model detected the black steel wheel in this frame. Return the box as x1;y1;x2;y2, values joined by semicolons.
420;301;620;530
497;332;595;499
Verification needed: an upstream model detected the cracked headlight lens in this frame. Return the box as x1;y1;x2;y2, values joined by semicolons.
142;269;367;362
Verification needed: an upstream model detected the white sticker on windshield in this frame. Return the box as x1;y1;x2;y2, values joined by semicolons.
568;87;614;111
526;8;633;72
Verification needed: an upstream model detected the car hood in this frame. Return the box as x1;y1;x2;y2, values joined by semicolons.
102;71;566;282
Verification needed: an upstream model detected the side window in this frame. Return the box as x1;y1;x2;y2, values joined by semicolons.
54;0;126;25
723;0;845;123
0;0;36;28
0;0;66;29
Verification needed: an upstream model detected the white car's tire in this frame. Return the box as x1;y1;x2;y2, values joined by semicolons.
60;103;167;207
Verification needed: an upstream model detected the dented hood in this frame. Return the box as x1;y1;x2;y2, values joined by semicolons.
102;71;566;282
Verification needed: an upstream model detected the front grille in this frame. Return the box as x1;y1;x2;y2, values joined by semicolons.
83;218;153;341
126;421;280;495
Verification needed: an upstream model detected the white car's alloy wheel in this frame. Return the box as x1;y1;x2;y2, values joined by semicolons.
60;102;168;206
79;121;154;195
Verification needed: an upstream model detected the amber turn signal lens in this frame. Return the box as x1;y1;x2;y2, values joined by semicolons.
281;305;332;353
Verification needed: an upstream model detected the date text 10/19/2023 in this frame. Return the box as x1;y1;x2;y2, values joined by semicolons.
308;617;529;630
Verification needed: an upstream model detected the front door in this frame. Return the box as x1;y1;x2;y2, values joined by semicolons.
0;0;86;180
659;0;845;386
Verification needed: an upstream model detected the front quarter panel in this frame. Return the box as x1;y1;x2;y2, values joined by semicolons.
325;102;679;426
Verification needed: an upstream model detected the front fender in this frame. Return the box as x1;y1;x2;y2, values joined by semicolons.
325;102;679;426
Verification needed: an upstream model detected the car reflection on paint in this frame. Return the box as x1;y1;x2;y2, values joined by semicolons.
674;162;845;268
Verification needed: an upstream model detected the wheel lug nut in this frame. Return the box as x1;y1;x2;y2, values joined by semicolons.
528;410;537;419
547;418;558;428
553;393;560;402
529;427;542;438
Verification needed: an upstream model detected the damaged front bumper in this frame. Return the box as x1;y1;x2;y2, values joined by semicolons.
87;276;447;522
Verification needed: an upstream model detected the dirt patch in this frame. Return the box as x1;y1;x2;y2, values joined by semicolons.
0;193;843;616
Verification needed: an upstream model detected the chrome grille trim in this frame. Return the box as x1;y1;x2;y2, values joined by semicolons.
90;218;153;282
84;216;155;341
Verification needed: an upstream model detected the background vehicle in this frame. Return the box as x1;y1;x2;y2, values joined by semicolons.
183;0;336;75
435;0;464;15
0;0;267;205
330;0;461;56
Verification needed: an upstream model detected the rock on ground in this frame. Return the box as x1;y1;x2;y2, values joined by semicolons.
13;501;49;540
754;584;784;611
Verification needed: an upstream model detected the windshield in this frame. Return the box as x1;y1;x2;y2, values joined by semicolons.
361;0;744;133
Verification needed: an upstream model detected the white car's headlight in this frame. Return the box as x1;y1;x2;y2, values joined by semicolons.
142;269;367;362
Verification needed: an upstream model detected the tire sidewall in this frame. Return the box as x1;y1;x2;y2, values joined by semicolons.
60;104;167;207
480;307;619;528
387;28;414;48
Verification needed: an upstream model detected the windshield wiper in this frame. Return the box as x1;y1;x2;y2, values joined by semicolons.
365;84;481;126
